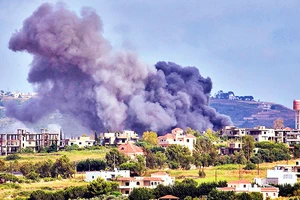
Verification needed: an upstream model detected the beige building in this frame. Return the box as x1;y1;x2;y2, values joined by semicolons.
100;130;139;145
0;128;60;155
118;172;175;196
66;136;95;148
158;128;196;152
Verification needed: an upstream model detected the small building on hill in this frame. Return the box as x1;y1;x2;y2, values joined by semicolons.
158;128;196;152
85;169;130;182
217;180;279;199
117;142;144;159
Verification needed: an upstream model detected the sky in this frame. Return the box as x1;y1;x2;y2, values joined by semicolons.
1;0;300;109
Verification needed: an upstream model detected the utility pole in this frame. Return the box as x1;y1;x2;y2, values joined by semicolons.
215;170;217;182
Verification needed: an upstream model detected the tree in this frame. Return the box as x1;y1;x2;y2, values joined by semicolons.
142;131;158;146
20;161;35;177
87;178;118;197
51;155;75;178
204;128;219;142
165;144;193;169
36;159;53;178
155;151;167;169
185;127;201;137
242;135;255;161
294;144;300;159
134;155;146;176
273;118;284;129
105;149;129;169
193;136;217;167
129;188;154;200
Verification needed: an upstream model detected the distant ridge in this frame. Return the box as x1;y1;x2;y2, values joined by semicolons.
210;99;294;129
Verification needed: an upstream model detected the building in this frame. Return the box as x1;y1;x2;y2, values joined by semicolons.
100;130;139;145
247;126;275;142
117;142;144;159
255;165;298;186
66;136;95;148
117;172;175;196
0;128;60;155
217;180;279;199
158;128;196;152
86;169;130;182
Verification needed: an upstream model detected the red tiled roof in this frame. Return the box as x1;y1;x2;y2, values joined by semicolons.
118;142;144;155
228;180;251;184
158;133;174;140
159;195;179;199
143;177;162;181
261;188;278;192
185;134;196;139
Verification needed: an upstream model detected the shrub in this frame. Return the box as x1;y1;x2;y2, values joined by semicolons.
0;173;19;182
26;171;40;181
1;182;21;189
65;144;80;151
6;154;21;161
243;161;257;170
198;169;206;178
20;148;34;154
64;186;87;199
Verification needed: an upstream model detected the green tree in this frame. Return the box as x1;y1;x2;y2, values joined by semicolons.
128;188;155;200
242;135;255;161
155;151;167;169
249;192;263;200
51;155;75;178
105;149;129;169
87;178;118;197
185;127;201;137
165;144;193;169
142;131;158;146
134;155;146;176
193;136;217;167
294;144;300;159
243;161;256;170
20;161;35;177
36;159;53;178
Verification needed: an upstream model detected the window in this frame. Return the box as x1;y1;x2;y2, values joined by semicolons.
266;193;268;196
92;176;94;179
273;193;276;196
125;191;129;194
121;147;125;150
122;139;125;143
174;139;176;141
187;139;189;142
88;142;90;145
243;184;246;188
125;182;129;186
79;142;82;145
137;182;140;185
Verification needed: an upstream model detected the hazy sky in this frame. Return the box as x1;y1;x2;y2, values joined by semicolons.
1;0;299;108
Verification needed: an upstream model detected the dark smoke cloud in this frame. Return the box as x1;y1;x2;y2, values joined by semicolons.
6;3;232;134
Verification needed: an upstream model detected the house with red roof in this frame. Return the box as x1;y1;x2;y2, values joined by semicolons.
117;172;175;196
158;128;196;152
217;180;279;199
117;142;144;159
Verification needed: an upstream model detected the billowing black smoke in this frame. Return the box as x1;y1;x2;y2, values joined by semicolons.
6;3;232;134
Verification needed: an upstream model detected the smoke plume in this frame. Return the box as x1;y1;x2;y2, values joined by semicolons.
6;3;232;134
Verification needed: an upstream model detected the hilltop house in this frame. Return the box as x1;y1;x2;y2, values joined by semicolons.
100;130;139;146
66;135;95;148
86;169;130;182
117;172;175;196
158;128;196;152
117;142;144;159
217;180;279;199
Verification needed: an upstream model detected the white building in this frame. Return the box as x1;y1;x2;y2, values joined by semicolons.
100;130;139;145
255;165;298;186
67;136;95;148
117;172;175;196
218;180;279;200
158;128;196;152
86;169;130;182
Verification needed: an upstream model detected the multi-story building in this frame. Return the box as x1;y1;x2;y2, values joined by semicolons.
86;169;130;182
117;172;175;196
158;128;196;152
66;136;95;148
100;130;139;146
217;180;279;199
247;126;275;142
0;128;60;155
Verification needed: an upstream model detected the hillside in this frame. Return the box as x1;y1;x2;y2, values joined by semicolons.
210;99;295;128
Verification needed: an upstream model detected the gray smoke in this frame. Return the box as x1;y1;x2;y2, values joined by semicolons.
6;3;232;134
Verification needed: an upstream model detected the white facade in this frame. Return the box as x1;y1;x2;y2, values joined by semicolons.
158;128;196;152
255;165;298;186
218;180;279;200
85;169;130;182
100;130;139;145
118;172;175;196
67;136;95;148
